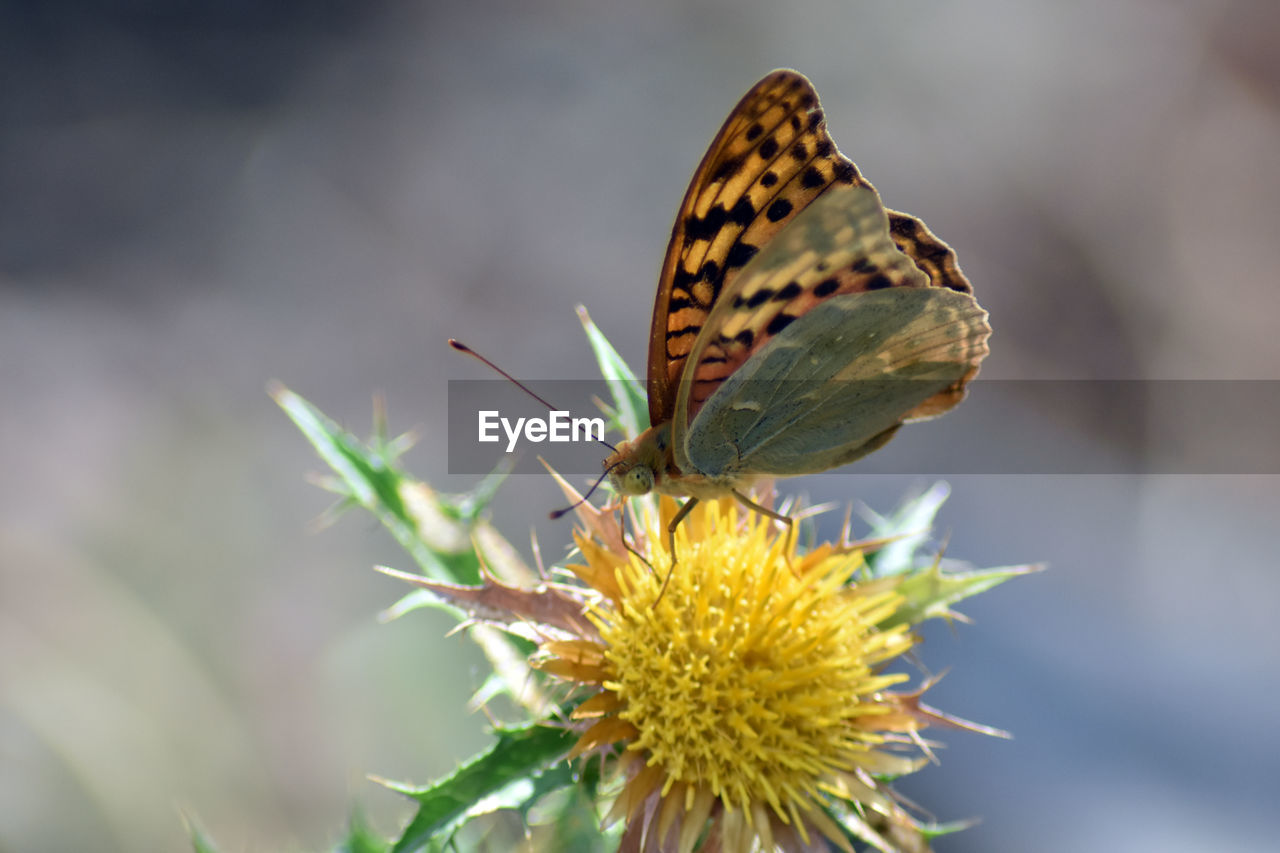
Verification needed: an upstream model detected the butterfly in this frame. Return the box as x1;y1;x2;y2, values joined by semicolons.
603;69;991;540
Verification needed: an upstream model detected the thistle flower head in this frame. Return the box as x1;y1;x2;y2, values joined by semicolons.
536;496;965;852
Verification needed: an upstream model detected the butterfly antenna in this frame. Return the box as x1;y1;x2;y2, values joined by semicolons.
548;464;615;520
449;339;616;452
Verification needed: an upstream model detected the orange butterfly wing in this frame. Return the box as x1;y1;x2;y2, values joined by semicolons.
646;70;974;432
646;70;861;428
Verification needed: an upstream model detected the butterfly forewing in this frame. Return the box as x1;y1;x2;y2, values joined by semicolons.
677;185;933;424
647;70;867;427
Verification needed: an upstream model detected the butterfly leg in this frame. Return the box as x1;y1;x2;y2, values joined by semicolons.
600;496;656;573
665;496;700;561
653;497;700;606
621;524;655;573
731;489;795;565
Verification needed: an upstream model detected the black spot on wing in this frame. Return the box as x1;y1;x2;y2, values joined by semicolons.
758;136;780;159
766;198;793;222
710;155;743;183
667;324;701;343
745;122;764;141
766;312;798;335
814;277;839;297
684;205;727;242
773;281;802;302
727;197;756;226
892;219;949;266
761;171;779;187
725;241;758;270
888;217;916;239
867;274;892;290
801;166;825;189
735;287;774;309
671;266;697;299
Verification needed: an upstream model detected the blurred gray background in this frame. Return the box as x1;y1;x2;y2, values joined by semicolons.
3;1;1279;850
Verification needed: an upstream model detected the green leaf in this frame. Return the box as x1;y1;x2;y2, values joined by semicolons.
452;462;512;523
888;561;1042;629
270;384;481;583
384;723;578;853
272;384;408;515
526;763;616;852
850;481;1041;627
380;587;441;621
577;305;648;438
862;482;952;577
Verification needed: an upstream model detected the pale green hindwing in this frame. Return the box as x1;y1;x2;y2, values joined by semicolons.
682;287;988;478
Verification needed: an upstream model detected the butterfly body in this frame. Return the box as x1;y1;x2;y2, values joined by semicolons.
606;422;756;503
605;70;990;517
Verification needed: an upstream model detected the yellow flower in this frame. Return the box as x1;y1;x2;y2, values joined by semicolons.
535;496;950;853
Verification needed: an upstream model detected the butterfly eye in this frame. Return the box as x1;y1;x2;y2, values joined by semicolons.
622;465;655;496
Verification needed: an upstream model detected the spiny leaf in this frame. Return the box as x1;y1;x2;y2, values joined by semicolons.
891;562;1043;628
577;305;647;437
382;723;577;853
861;482;952;577
270;384;482;583
378;566;597;639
